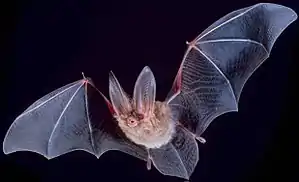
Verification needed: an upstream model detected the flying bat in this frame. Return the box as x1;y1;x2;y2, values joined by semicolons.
3;3;297;180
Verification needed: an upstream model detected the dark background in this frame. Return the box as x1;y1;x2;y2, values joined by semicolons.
1;0;298;181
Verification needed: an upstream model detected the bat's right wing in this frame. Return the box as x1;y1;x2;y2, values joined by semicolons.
165;3;297;138
3;76;147;160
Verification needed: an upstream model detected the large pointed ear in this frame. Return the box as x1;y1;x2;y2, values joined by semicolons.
133;66;156;116
109;71;131;116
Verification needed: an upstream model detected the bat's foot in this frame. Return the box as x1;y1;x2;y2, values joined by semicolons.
146;149;152;170
146;156;152;170
196;136;206;144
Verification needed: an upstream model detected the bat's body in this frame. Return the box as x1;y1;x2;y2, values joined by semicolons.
3;3;297;180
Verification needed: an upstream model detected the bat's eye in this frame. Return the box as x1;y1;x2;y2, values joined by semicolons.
127;119;138;127
137;113;144;120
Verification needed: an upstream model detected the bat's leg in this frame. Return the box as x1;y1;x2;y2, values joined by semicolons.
146;156;152;170
146;149;152;170
196;136;206;144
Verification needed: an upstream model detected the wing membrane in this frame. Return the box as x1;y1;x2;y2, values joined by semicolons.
149;126;198;179
3;78;147;160
167;3;297;136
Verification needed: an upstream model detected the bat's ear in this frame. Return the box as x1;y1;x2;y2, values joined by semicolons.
109;71;132;116
133;66;156;117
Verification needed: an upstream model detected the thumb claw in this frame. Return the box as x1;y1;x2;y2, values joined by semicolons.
196;136;206;144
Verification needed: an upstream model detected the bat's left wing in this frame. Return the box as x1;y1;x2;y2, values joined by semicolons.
3;76;148;160
166;3;297;137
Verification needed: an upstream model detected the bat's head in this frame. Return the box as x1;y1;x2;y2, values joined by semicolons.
108;66;175;148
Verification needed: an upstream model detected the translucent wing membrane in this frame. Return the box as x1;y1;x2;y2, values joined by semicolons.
167;3;297;137
3;78;147;160
149;126;198;179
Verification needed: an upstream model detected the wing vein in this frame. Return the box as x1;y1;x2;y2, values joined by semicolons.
84;83;95;153
16;81;82;121
192;46;237;104
196;4;258;41
170;143;188;178
166;47;192;104
48;82;85;151
197;38;269;54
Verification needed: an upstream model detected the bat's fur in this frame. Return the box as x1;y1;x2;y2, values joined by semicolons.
115;101;175;149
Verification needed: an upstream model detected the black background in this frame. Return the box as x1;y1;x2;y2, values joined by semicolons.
1;0;298;181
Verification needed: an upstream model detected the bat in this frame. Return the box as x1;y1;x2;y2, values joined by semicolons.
3;3;297;180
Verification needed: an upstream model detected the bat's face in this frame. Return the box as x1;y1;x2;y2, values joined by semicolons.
115;101;175;149
109;66;175;149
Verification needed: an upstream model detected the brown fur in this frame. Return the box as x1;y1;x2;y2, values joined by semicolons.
115;101;175;149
